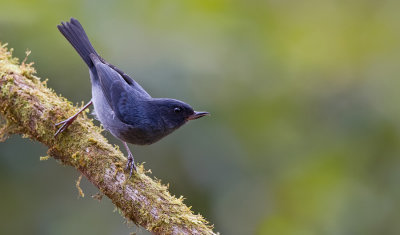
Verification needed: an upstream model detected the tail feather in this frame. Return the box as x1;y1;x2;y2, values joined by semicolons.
58;18;99;67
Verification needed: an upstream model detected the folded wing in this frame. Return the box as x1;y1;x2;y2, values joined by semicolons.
90;54;151;124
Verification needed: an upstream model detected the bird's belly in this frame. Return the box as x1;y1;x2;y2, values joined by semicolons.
91;84;129;139
118;126;167;145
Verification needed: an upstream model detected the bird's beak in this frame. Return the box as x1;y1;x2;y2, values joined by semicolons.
187;111;210;120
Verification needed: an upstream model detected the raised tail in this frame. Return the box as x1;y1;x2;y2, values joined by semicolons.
57;18;99;68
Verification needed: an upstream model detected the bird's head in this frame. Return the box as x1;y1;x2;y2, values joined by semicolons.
152;98;209;131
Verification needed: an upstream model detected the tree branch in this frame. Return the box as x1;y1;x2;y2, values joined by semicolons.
0;43;216;235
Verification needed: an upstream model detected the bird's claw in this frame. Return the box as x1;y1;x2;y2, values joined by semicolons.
54;116;77;137
54;100;93;138
125;152;137;178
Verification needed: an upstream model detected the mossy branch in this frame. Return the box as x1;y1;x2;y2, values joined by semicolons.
0;43;216;235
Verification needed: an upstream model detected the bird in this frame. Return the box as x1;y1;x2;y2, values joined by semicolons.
55;18;209;177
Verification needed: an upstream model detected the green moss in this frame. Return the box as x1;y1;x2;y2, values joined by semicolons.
40;156;50;161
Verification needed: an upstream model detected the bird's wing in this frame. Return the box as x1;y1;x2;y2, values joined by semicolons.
91;55;147;124
98;57;151;99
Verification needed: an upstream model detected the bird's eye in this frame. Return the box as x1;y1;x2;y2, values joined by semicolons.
174;107;182;113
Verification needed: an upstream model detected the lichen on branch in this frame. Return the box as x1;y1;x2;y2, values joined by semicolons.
0;42;216;235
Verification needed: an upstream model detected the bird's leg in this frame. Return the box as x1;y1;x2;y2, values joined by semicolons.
54;100;93;137
123;141;136;177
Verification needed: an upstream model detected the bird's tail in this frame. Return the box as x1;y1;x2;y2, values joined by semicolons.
57;18;99;67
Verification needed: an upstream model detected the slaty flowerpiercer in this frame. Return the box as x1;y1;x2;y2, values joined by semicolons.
55;18;209;177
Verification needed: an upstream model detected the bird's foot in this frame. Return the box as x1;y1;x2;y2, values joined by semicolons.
125;152;137;178
54;115;77;137
123;141;137;178
54;100;93;137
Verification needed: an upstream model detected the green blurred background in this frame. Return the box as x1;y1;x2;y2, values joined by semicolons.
1;0;400;234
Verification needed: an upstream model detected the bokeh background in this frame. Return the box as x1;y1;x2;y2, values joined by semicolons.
1;0;400;234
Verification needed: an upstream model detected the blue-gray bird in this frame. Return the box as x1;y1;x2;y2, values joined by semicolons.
55;18;209;176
